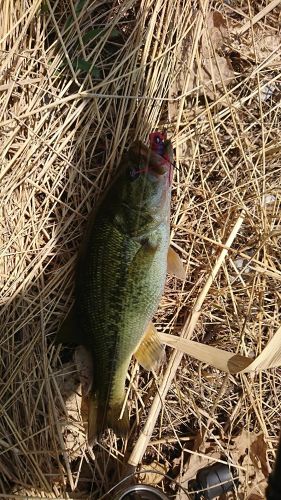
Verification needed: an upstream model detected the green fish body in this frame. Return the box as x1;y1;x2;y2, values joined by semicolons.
58;140;173;441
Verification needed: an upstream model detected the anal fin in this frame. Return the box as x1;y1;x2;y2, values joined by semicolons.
167;246;185;280
134;322;165;371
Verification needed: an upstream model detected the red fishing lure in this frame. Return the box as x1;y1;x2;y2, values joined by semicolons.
149;130;173;184
149;130;167;158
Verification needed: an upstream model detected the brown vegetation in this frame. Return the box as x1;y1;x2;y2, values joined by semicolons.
0;0;281;498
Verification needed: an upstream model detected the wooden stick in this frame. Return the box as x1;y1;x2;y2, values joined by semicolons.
237;0;281;36
128;211;245;466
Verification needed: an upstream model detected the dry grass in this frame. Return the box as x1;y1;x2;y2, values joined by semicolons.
0;0;281;498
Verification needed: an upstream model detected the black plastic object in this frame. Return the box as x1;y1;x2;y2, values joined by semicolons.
266;432;281;500
114;484;169;500
188;463;237;499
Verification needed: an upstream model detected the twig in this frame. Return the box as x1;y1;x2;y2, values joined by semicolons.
237;0;281;36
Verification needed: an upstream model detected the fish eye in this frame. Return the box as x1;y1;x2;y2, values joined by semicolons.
128;167;140;181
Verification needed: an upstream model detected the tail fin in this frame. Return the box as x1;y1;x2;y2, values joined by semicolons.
87;396;129;445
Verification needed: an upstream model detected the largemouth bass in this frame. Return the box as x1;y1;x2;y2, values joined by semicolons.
57;136;182;442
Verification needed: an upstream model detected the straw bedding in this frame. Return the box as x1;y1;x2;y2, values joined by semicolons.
0;0;281;498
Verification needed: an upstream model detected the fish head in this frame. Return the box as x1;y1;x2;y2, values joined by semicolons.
121;140;173;209
114;140;174;234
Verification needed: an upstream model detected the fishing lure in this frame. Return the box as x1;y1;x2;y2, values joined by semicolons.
149;130;167;158
149;130;173;184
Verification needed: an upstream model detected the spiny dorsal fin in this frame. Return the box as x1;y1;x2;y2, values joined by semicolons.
167;246;185;280
134;322;165;371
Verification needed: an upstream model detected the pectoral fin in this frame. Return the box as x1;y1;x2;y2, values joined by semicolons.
134;322;165;371
167;246;185;280
56;307;79;345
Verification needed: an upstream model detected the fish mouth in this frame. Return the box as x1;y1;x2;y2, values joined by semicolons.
149;160;171;176
129;141;173;177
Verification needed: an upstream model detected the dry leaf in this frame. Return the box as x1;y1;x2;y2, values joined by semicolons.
246;469;268;499
230;29;281;73
169;10;235;124
56;362;86;460
229;430;269;498
168;10;235;160
200;11;234;101
250;433;269;478
230;430;269;476
139;461;168;485
251;34;281;66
